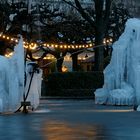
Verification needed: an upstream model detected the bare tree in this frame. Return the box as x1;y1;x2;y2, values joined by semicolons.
62;0;131;71
61;0;113;71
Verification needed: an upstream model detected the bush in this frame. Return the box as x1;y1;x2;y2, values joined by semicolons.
41;72;104;97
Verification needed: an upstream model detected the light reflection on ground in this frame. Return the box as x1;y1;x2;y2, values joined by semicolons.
0;100;140;140
42;121;102;140
82;109;133;113
33;109;51;113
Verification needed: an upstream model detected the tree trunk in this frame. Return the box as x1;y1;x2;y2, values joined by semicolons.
56;52;67;72
71;53;78;71
0;41;6;55
94;43;104;71
94;0;111;71
56;57;64;72
94;26;105;71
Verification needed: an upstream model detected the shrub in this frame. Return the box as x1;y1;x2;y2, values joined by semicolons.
41;71;103;97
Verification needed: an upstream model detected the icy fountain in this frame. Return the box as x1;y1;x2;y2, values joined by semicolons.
0;36;42;113
95;18;140;110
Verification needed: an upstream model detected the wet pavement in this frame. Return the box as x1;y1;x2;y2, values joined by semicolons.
0;99;140;140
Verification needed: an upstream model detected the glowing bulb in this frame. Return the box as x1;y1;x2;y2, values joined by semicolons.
15;39;18;42
9;52;13;56
89;43;92;47
24;45;28;48
72;45;75;49
44;44;47;46
5;54;9;57
2;35;6;38
30;44;37;50
55;45;58;48
109;38;113;42
106;40;109;43
51;44;54;47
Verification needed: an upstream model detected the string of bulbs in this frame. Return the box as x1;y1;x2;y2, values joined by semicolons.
0;33;94;50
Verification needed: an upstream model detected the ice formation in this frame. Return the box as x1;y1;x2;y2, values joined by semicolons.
0;36;24;113
95;18;140;108
25;62;42;109
0;36;42;113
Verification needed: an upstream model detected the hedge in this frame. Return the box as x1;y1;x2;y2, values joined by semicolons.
41;71;104;97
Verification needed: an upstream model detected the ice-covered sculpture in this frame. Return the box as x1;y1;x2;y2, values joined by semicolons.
0;36;42;113
0;36;24;113
95;18;140;108
25;62;42;110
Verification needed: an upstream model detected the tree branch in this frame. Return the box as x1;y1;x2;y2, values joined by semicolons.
62;0;95;28
62;0;79;10
74;0;95;27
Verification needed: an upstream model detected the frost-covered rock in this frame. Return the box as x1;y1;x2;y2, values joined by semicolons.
95;18;140;106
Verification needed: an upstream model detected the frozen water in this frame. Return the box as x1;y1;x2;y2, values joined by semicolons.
0;36;24;113
25;62;42;109
0;36;42;113
95;18;140;109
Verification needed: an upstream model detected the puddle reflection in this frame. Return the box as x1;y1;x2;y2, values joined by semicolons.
42;120;109;140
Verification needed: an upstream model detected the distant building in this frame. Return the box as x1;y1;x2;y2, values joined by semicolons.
80;55;94;72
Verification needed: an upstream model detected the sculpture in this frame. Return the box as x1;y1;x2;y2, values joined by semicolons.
0;36;42;113
95;18;140;110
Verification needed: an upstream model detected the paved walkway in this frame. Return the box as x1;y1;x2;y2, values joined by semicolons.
0;99;140;140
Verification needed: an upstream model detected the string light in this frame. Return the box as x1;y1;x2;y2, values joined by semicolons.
0;33;95;49
24;45;28;49
60;45;63;48
15;39;18;43
0;33;115;50
11;38;14;41
2;35;6;39
5;52;13;58
55;45;58;48
7;37;10;40
43;43;46;46
89;43;92;47
103;37;113;45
